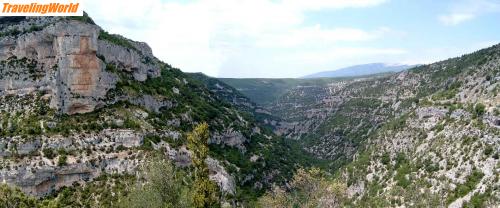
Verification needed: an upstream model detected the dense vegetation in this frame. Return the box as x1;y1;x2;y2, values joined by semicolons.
258;168;347;207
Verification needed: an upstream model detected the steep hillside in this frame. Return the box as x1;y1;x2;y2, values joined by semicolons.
334;45;500;207
189;73;279;126
0;15;314;206
188;72;327;200
302;63;414;79
252;44;500;207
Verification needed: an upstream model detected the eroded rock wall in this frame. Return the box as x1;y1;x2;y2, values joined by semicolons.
0;19;159;115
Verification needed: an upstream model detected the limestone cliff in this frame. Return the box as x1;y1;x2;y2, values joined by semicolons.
0;17;159;115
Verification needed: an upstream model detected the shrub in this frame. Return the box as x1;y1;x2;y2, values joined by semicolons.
58;154;67;166
67;12;95;24
424;159;438;172
381;153;390;165
99;30;137;51
433;123;444;132
43;148;56;159
0;28;21;37
448;169;484;203
27;25;43;33
116;145;126;151
474;103;486;117
121;155;192;208
123;118;141;130
0;184;38;207
142;135;162;150
258;168;346;207
484;146;493;156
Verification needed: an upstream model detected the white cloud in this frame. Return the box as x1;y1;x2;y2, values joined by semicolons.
439;0;500;26
438;13;474;26
83;0;394;77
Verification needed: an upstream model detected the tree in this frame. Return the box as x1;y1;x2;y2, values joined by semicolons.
0;184;39;208
123;155;192;208
257;185;290;208
187;123;220;208
258;168;346;208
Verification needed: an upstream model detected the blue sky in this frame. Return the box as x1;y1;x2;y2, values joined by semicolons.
85;0;500;78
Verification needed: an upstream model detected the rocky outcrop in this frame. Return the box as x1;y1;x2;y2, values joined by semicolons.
1;163;96;197
52;22;115;115
206;157;236;195
0;18;160;115
97;40;159;81
152;141;236;195
1;20;105;114
0;129;144;197
129;95;173;113
210;128;248;151
1;153;141;197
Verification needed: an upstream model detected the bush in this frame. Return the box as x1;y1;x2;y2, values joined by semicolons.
116;145;126;151
474;103;486;117
258;168;346;207
58;154;67;166
27;25;43;33
381;153;390;165
120;155;192;208
424;159;439;172
433;123;444;132
0;184;38;207
142;135;162;150
67;12;95;24
43;148;56;159
0;28;21;37
123;118;141;130
484;146;493;156
466;189;491;208
448;169;484;203
99;30;137;51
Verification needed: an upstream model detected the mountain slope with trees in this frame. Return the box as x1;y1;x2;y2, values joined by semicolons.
0;15;320;206
249;44;500;207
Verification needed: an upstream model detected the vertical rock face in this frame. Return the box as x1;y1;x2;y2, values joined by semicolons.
97;40;159;81
0;18;159;115
51;21;113;114
1;20;105;114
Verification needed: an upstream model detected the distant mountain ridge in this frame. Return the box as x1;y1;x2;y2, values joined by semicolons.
302;63;416;78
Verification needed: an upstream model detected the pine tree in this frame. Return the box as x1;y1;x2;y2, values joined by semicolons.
187;123;220;208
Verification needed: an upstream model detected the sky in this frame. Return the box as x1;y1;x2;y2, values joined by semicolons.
84;0;500;78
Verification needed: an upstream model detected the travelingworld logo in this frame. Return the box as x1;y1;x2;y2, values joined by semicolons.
1;0;82;16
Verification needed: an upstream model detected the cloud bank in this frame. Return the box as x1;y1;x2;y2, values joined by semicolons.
83;0;401;77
